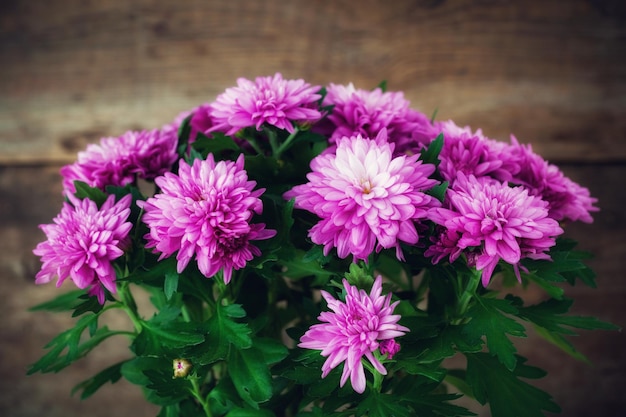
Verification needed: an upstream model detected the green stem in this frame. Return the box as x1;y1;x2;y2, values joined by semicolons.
117;282;143;333
190;376;213;417
274;127;299;159
452;269;481;324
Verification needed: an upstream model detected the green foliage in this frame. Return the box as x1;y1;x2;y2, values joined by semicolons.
465;353;561;417
29;96;617;417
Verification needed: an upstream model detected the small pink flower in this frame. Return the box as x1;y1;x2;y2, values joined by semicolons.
284;130;440;261
61;129;178;195
33;194;133;304
436;120;520;184
299;276;409;393
138;154;276;283
209;73;322;135
428;173;564;286
506;136;598;223
322;83;437;154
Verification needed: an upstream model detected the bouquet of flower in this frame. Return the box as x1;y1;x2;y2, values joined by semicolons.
30;73;617;417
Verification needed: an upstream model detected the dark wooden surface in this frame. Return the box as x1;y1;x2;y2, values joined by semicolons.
1;1;625;416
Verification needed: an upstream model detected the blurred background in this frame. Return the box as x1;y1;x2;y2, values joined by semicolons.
1;0;624;416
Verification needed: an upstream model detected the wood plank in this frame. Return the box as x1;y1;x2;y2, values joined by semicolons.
1;0;625;164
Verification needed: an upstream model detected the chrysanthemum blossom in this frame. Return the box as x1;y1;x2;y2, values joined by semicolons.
138;154;276;283
284;130;440;261
209;73;322;136
165;103;215;145
33;194;133;304
506;136;598;223
61;129;178;195
428;173;564;286
436;120;520;184
321;83;437;154
299;276;409;394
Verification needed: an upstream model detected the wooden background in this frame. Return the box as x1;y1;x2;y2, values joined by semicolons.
1;0;625;416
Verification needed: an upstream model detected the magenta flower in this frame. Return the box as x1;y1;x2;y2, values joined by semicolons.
33;194;133;304
209;73;322;136
299;276;409;393
428;173;564;286
138;154;276;283
61;128;178;195
321;83;437;154
506;136;598;223
165;103;215;145
436;120;520;184
284;130;440;261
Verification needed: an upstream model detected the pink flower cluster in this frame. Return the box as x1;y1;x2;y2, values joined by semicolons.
138;155;276;284
61;128;178;195
299;276;408;393
33;194;132;304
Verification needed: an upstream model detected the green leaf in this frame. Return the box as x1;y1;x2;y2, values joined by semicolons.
121;357;190;406
281;249;335;282
419;133;444;167
522;238;597;288
463;297;526;370
229;347;273;408
402;393;476;417
28;314;120;374
29;290;85;312
391;359;446;382
226;408;277;417
176;114;193;156
516;297;619;361
465;352;561;417
192;132;241;159
73;181;109;206
425;181;449;203
253;337;288;365
72;361;126;399
194;304;252;365
164;271;179;300
377;80;388;92
356;390;411;417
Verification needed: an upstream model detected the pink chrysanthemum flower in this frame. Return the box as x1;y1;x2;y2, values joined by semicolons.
165;102;215;145
299;276;409;394
33;194;133;304
321;83;437;154
428;173;564;286
436;120;520;184
506;136;598;223
138;154;276;283
209;73;322;136
61;129;178;195
284;130;440;261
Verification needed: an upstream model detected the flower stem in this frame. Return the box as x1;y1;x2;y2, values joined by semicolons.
117;282;143;333
452;269;481;324
274;127;299;160
190;376;213;417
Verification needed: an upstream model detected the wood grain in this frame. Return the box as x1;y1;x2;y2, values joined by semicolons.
1;0;625;164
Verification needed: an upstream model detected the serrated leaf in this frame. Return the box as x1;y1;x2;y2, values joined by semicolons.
164;271;179;300
29;289;85;312
516;298;619;361
356;391;411;417
72;361;126;399
465;352;560;417
402;393;476;417
463;297;526;370
194;304;252;365
28;313;118;374
229;347;273;408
